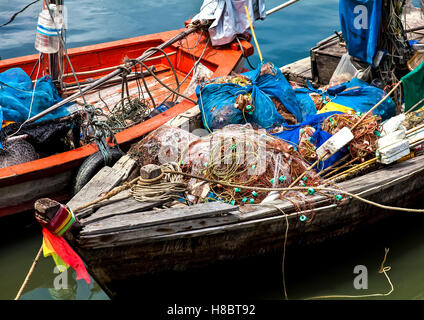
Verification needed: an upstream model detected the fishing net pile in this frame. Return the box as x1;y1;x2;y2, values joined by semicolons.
130;124;322;205
321;113;381;160
128;125;198;167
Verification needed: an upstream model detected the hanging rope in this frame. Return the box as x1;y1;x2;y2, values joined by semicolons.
305;248;393;300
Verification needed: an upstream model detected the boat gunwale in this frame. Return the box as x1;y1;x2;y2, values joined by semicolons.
74;152;424;248
0;30;250;187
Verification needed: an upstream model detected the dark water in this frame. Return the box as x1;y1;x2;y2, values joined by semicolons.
1;0;424;301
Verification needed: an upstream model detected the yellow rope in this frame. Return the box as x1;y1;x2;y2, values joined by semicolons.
244;5;263;62
305;248;393;300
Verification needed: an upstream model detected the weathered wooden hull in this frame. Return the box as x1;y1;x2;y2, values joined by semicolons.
0;29;252;217
66;151;424;298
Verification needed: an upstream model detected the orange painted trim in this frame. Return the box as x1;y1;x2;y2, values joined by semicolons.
0;28;253;207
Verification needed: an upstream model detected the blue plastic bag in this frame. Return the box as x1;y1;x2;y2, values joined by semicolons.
300;78;395;121
0;67;70;122
294;88;318;122
271;111;348;170
331;78;396;120
197;63;312;131
339;0;382;66
0;67;70;149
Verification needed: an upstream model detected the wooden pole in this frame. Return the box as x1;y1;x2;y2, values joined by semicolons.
15;245;43;300
266;0;300;16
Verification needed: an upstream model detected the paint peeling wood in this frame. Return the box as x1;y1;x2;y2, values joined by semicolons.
67;154;136;212
78;214;240;248
80;190;165;225
80;201;238;236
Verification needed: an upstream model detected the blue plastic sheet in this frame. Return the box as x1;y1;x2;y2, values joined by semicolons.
331;78;395;120
294;88;318;122
339;0;382;66
300;78;395;121
197;63;314;131
0;68;70;149
0;68;70;122
271;112;348;170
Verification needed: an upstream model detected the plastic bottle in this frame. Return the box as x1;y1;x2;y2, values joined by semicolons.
34;4;62;54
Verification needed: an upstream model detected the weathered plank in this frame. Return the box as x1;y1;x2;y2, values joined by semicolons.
80;201;238;236
165;105;201;131
67;154;136;212
81;190;166;224
78;213;240;248
280;57;312;85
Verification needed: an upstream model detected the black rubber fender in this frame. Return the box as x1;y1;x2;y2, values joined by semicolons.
72;148;123;195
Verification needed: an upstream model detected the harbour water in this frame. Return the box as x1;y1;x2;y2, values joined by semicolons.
1;0;424;301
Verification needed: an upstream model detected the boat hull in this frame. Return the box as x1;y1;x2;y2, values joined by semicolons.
67;152;424;298
0;29;252;217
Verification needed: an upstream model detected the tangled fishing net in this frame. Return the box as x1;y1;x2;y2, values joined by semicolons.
128;125;198;167
321;113;381;160
131;124;322;205
105;98;151;132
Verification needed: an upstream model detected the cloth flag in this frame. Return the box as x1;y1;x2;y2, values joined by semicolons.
401;61;424;111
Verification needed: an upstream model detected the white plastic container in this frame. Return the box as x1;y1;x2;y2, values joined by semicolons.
34;4;62;54
316;127;354;160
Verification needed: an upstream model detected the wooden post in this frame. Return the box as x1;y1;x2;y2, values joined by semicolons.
140;164;163;180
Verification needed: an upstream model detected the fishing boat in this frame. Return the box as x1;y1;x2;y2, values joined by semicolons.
52;2;424;299
0;22;253;217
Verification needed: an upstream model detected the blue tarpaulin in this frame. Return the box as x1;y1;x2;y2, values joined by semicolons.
300;78;395;121
271;111;348;170
0;67;70;148
330;78;395;120
339;0;382;66
197;63;316;131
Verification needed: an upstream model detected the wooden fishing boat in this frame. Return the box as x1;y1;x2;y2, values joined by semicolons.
0;28;253;217
63;104;424;299
60;6;424;299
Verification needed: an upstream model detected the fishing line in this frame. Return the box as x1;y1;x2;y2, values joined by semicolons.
6;54;42;139
0;0;40;28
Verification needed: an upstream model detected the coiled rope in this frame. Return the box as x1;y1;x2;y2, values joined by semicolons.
130;163;187;202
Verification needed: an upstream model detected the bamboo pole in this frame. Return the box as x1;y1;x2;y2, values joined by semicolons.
266;0;300;16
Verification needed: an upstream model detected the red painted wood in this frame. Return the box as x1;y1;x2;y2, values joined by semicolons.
0;28;253;216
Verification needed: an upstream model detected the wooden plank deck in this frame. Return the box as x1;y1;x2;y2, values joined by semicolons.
280;57;312;86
